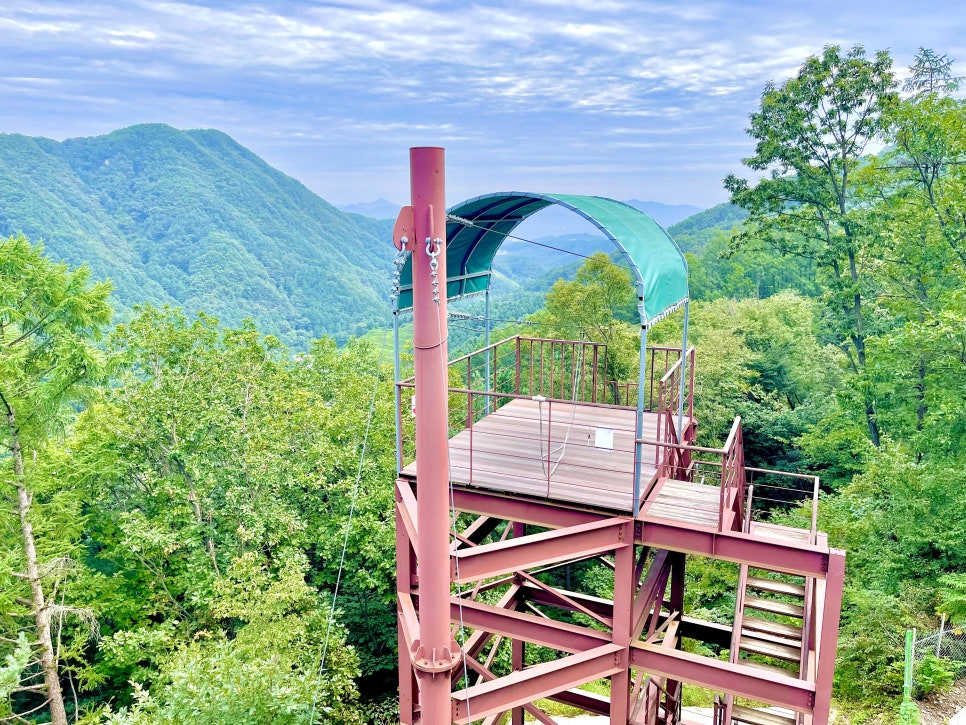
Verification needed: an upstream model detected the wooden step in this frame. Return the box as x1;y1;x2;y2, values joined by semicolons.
739;657;798;678
740;635;802;663
746;576;806;598
742;617;804;640
744;596;804;619
731;704;796;725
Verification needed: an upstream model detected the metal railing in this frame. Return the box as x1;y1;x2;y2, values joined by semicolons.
639;416;746;532
396;336;694;473
640;676;682;724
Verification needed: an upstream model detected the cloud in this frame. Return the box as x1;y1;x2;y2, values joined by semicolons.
1;1;963;208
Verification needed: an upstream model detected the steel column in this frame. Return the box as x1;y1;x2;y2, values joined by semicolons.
406;147;460;720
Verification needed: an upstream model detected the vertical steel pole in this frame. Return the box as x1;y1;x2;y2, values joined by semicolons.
409;147;459;721
485;289;492;415
633;327;648;516
394;308;403;474
936;612;946;657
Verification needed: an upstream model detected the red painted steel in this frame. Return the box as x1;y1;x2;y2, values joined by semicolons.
638;518;831;578
448;596;610;653
453;518;630;583
813;549;845;722
405;147;460;720
629;644;816;711
452;644;625;723
395;242;843;722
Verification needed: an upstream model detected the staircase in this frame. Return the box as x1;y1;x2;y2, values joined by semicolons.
720;566;809;725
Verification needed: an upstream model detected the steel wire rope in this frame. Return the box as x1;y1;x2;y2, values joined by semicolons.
536;337;585;479
446;213;596;260
426;236;474;719
307;267;395;724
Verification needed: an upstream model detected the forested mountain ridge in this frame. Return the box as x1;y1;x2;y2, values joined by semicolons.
0;124;394;345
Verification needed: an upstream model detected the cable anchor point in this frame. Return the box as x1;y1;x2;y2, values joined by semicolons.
426;237;442;305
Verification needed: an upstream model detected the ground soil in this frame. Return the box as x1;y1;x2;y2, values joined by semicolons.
918;678;966;725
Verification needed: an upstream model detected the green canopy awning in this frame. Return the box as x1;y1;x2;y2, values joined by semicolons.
395;192;688;328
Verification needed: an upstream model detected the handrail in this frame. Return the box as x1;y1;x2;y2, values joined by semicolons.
642;675;682;724
717;417;745;532
809;474;820;546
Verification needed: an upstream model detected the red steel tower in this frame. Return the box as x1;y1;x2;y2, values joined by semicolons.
393;149;844;725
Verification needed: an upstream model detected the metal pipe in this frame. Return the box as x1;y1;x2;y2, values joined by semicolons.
633;328;649;516
393;308;403;474
407;147;459;720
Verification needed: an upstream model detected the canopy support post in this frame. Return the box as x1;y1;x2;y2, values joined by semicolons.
393;307;403;474
485;288;492;415
633;325;648;517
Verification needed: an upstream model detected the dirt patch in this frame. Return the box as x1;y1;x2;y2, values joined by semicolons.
919;679;966;725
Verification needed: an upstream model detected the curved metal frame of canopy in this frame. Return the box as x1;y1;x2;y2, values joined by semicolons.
391;191;691;515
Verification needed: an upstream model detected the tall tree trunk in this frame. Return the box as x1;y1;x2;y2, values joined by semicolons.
13;434;69;725
845;248;881;447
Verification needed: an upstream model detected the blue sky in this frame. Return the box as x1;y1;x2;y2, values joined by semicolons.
2;1;964;209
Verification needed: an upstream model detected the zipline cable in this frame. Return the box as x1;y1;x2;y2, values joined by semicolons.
308;320;391;724
447;213;596;260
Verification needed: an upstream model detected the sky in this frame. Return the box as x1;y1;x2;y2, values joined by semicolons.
2;1;965;210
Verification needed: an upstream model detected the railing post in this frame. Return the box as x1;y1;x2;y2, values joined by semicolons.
677;301;689;443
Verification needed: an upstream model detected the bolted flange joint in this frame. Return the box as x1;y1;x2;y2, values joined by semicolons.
410;639;462;674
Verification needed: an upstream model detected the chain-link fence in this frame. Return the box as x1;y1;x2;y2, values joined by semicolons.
914;622;966;677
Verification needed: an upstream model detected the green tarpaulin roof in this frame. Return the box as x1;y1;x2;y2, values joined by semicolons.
395;192;688;328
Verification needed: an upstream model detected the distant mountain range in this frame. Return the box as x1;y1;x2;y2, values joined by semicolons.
0;124;738;346
339;198;703;236
338;199;402;219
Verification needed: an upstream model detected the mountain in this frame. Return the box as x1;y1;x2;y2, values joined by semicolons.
0;124;395;346
339;199;402;219
666;202;748;254
622;199;703;228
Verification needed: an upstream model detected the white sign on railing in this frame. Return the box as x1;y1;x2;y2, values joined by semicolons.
595;426;614;450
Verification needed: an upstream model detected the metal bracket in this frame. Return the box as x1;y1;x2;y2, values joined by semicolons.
411;638;462;674
393;205;416;251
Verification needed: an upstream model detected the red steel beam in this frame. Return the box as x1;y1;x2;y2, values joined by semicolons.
396;480;419;554
638;519;830;578
463;655;560;725
546;687;611;716
449;596;611;653
453;518;630;583
813;548;845;723
521;582;614;619
451;487;603;529
452;644;625;723
629;643;815;712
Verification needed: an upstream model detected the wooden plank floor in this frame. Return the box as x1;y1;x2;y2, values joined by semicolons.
641;477;721;529
400;397;814;541
402;397;655;512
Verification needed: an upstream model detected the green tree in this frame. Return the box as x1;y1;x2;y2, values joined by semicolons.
530;252;640;400
68;307;397;710
725;44;898;446
0;234;111;725
904;47;961;97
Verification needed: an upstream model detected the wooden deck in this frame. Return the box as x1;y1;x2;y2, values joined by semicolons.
400;397;816;541
640;477;722;529
402;397;702;515
403;397;653;511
